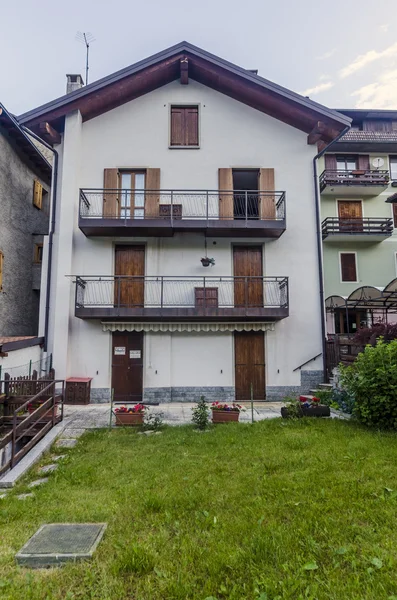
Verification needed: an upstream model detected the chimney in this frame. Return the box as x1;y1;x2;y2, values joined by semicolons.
66;74;84;94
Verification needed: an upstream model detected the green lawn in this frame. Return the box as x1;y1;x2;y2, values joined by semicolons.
2;419;397;599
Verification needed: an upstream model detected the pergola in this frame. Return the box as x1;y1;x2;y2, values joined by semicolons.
325;278;397;333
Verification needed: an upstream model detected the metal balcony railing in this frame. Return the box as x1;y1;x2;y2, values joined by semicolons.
79;189;286;222
322;217;393;239
320;169;389;191
74;276;289;310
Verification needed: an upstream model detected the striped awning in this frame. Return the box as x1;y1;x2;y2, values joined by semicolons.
101;322;275;333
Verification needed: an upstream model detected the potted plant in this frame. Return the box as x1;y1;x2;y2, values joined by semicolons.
281;396;330;419
27;400;58;421
114;404;145;426
201;257;215;267
211;401;242;423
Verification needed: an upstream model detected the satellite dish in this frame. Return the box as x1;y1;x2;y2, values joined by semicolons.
372;157;385;169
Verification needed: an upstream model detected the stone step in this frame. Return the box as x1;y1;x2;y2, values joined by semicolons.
318;383;333;390
310;389;332;395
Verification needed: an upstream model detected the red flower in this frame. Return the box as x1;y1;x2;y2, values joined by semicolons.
312;397;320;403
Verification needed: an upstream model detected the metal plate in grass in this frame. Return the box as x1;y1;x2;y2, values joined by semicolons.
15;523;107;568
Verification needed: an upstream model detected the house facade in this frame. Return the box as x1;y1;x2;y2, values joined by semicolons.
0;103;51;337
319;109;397;335
19;42;349;402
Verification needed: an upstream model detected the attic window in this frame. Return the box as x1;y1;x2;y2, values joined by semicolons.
170;105;199;148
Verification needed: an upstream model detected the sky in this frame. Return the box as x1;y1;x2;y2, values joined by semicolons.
1;0;397;116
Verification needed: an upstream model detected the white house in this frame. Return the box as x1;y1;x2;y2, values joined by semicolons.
18;42;350;403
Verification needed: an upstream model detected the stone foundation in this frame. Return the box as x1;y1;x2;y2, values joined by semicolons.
144;386;235;404
90;388;111;403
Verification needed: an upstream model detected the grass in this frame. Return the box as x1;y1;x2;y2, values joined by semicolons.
2;419;397;599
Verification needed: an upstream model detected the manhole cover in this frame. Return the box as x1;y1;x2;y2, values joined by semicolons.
16;523;107;567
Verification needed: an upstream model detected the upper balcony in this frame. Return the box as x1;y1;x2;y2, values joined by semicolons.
320;169;389;196
78;189;286;238
322;217;393;242
74;275;289;322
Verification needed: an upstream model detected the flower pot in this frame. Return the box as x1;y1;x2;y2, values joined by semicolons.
201;258;211;267
212;410;240;423
115;412;144;426
28;404;59;421
281;405;330;419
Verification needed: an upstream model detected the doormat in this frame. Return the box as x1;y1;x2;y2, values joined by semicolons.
15;523;107;567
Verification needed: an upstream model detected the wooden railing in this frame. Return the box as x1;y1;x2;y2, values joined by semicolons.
322;217;393;238
0;379;64;476
320;169;389;191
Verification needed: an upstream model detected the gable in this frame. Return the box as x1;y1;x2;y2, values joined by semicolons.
18;42;350;147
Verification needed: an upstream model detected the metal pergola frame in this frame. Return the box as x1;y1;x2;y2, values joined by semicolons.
325;278;397;334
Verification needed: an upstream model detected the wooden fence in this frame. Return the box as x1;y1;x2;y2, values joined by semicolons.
325;336;365;381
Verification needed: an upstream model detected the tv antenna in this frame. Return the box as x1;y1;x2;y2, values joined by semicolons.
76;32;95;85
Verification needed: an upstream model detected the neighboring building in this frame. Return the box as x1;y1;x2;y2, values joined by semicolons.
0;103;52;336
319;109;397;335
18;42;349;402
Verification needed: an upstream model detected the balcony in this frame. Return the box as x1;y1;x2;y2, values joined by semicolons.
78;189;286;238
74;275;289;321
320;170;389;196
322;217;393;242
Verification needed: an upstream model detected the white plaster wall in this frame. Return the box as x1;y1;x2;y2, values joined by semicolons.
49;79;322;390
0;344;42;376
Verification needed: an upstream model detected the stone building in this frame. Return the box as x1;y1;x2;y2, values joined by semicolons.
0;103;51;336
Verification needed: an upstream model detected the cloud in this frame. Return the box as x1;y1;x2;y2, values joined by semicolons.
340;41;397;78
300;81;334;96
316;49;336;60
351;69;397;108
379;24;389;32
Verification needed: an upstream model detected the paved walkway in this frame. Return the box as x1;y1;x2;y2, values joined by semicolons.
63;402;284;433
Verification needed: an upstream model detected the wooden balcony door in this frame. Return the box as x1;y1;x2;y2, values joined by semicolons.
235;332;266;400
233;246;263;308
114;245;145;308
338;201;363;231
112;331;143;402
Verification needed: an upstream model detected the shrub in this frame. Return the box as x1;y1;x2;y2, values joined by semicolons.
191;396;210;430
340;338;397;428
353;322;397;346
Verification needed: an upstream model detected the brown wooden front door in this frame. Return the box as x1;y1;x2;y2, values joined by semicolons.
112;332;144;402
233;246;263;308
114;245;145;308
234;332;265;400
338;201;363;231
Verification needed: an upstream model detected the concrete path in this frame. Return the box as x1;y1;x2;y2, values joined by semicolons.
63;402;284;431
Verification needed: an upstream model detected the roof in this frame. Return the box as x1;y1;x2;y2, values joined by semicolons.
0;103;52;182
336;109;397;121
0;336;44;353
18;41;350;143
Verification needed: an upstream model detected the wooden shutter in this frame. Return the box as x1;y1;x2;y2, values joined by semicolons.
33;180;43;209
358;155;370;170
103;169;119;217
0;251;3;291
340;253;357;282
170;107;185;146
259;168;275;219
325;154;337;170
145;168;160;218
218;168;234;219
185;107;198;146
170;106;198;146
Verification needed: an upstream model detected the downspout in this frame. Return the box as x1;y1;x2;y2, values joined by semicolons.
21;126;59;353
313;125;350;381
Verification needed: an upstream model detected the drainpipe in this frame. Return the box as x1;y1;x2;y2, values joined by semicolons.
313;125;350;381
21;126;59;353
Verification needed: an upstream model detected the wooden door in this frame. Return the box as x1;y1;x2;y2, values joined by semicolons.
235;332;265;400
338;201;363;231
233;246;263;307
112;332;143;402
114;245;145;307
